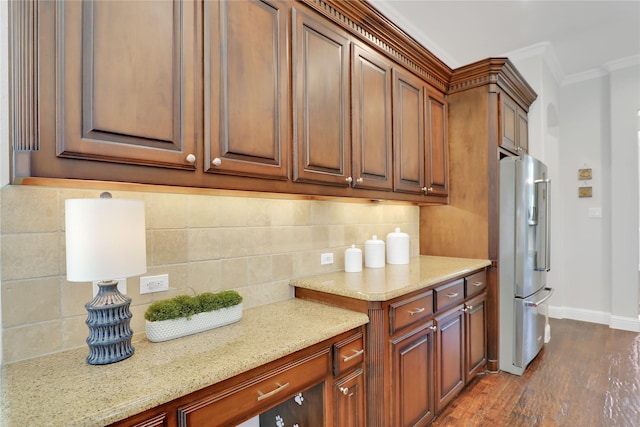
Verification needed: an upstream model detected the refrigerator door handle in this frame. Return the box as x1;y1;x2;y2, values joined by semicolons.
524;287;554;307
534;178;551;271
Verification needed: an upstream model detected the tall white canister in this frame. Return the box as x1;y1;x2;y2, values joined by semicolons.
364;235;385;268
386;227;410;265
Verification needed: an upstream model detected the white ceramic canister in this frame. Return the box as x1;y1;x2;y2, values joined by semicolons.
344;244;363;273
364;235;385;268
386;227;410;264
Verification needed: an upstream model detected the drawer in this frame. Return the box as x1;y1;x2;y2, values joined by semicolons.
465;270;487;298
434;279;465;311
390;291;434;335
333;331;365;377
177;349;330;426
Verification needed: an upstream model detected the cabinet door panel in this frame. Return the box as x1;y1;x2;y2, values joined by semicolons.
393;69;425;194
425;90;448;196
435;306;465;413
500;93;518;153
334;368;366;427
391;325;435;427
517;108;529;153
56;0;198;169
206;0;289;178
293;9;351;185
351;44;393;190
465;294;487;382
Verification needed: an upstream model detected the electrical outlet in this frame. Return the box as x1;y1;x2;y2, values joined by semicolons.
320;252;334;265
93;278;126;297
140;274;169;294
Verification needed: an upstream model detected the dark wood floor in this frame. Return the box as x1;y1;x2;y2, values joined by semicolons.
431;318;640;426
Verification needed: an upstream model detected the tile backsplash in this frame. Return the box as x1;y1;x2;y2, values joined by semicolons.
0;184;419;363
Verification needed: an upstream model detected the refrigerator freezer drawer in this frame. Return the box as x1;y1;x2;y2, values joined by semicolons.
514;287;553;368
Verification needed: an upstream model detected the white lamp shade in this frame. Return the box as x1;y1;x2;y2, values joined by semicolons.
65;198;147;282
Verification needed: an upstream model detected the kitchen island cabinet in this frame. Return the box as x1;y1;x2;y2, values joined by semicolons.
0;299;368;427
292;255;491;427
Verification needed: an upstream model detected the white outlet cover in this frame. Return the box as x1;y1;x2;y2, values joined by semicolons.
92;278;127;297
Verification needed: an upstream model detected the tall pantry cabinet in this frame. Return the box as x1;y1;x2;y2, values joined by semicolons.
420;58;537;370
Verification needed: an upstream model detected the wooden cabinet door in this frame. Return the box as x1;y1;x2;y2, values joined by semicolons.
55;0;199;169
391;324;435;427
292;8;351;186
465;293;487;382
351;43;393;191
425;89;448;197
393;68;426;195
434;305;465;413
205;0;289;179
500;92;528;154
334;368;366;427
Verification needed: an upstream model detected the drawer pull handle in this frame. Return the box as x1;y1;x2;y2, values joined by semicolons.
408;307;425;316
447;292;459;298
472;281;484;287
257;382;290;401
342;349;365;363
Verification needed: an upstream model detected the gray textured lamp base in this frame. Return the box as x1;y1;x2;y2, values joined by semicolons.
85;280;134;365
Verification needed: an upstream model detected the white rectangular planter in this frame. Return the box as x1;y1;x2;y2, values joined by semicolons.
145;303;243;342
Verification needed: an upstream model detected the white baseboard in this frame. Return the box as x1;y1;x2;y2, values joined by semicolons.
548;305;640;332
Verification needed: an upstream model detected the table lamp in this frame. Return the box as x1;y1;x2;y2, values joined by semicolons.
65;192;147;365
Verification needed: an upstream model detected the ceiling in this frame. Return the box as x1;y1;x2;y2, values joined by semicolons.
371;0;640;82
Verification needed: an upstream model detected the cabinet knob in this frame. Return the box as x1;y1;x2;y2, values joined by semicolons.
185;154;196;163
212;158;222;166
345;176;353;184
421;187;428;193
356;177;364;184
429;325;437;331
339;386;349;395
428;187;433;192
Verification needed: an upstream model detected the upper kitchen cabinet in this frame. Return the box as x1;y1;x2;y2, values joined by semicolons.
350;43;394;191
393;68;449;198
292;8;351;187
54;0;200;169
205;0;289;179
500;92;529;154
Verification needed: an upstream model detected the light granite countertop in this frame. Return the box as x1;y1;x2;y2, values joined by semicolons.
0;299;369;427
291;255;492;301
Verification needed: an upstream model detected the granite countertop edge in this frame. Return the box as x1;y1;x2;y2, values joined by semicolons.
291;255;492;301
0;299;369;427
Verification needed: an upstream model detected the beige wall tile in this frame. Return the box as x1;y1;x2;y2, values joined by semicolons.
2;278;61;327
246;198;271;226
61;315;90;351
188;260;222;294
151;230;188;265
269;199;294;226
1;186;59;233
272;253;293;280
217;196;248;227
293;200;312;226
61;280;92;317
188;194;220;228
149;193;188;229
217;228;248;258
247;255;272;285
3;321;62;362
245;227;272;256
220;258;248;288
188;228;220;261
1;233;59;280
312;225;329;249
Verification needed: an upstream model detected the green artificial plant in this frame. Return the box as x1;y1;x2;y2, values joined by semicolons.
144;290;243;322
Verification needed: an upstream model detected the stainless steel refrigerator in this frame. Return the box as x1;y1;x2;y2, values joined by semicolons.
499;154;554;376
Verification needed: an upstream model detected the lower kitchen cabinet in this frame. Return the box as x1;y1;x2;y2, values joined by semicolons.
334;368;366;427
391;323;435;427
108;328;365;427
465;293;487;382
294;266;488;427
434;305;465;413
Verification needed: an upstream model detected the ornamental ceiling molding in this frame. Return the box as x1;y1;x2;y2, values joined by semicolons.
303;0;452;93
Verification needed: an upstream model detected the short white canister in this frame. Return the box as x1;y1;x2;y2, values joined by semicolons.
386;227;410;265
365;235;385;268
344;244;363;273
